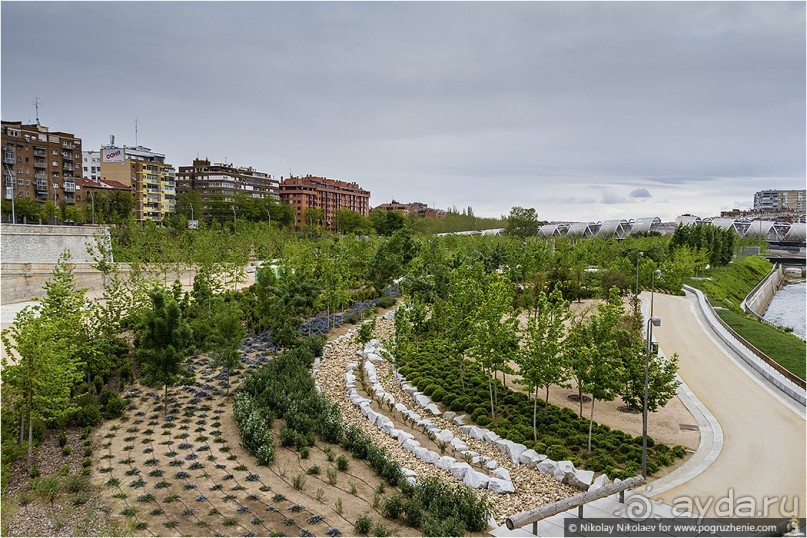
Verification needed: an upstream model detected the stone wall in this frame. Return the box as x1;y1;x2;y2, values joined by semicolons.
0;224;111;264
742;264;785;320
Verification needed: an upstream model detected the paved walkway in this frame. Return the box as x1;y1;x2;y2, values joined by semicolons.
645;291;805;519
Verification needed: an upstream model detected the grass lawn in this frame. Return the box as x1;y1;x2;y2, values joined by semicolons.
688;255;806;381
715;308;806;381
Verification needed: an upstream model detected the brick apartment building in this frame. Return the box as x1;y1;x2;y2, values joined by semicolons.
2;121;82;208
177;158;279;214
374;200;442;218
99;144;175;221
279;175;370;231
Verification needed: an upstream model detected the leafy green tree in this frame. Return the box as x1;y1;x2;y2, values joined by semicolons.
335;208;369;235
1;253;87;465
622;348;680;413
369;208;405;236
211;302;246;396
517;286;570;441
136;289;194;415
467;269;519;421
304;207;325;230
40;200;59;221
504;206;539;239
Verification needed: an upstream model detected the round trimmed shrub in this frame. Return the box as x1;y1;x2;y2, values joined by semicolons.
546;444;567;461
430;388;445;403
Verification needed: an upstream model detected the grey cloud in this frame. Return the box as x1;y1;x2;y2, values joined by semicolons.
629;188;652;199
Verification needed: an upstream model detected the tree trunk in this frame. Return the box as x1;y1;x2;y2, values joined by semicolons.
588;397;595;454
533;387;538;442
28;415;33;463
488;377;496;422
578;384;583;418
545;385;550;410
20;413;25;445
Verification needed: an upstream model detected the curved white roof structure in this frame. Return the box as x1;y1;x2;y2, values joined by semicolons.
537;224;569;237
596;219;631;239
567;221;598;237
675;215;702;226
630;217;662;235
783;223;807;243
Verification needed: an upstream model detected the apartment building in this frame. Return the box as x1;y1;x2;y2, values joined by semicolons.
279;175;370;231
176;158;279;208
374;200;442;218
82;150;101;182
99;145;175;221
2;121;82;207
754;189;806;213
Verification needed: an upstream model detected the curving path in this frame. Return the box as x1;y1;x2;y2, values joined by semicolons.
647;291;805;519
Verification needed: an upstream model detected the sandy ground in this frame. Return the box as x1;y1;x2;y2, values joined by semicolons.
505;297;700;453
649;292;806;518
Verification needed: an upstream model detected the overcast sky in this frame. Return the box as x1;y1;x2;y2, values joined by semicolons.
2;1;805;222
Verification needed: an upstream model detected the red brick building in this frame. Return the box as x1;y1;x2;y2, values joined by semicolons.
374;200;443;218
279;175;370;231
2;121;82;207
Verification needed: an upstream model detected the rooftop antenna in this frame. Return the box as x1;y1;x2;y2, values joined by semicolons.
32;97;41;125
134;117;139;146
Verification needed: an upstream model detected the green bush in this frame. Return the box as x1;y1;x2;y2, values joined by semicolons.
423;384;438;397
354;514;373;535
671;445;687;458
58;432;67;448
336;455;349;471
546;444;567;461
430;388;445;403
103;395;127;420
423;516;465;537
403;498;424;528
382;493;406;520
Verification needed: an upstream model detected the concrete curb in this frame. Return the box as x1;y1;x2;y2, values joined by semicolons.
683;285;806;406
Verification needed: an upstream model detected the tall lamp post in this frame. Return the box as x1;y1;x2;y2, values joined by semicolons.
650;269;661;319
635;252;644;296
642;315;662;478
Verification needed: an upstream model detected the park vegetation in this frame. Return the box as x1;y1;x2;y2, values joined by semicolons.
2;204;792;533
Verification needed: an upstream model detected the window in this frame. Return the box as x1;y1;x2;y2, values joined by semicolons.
26;180;30;185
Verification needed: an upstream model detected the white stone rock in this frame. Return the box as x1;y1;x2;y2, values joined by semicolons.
401;467;417;477
344;372;355;384
488;478;515;494
363;339;381;353
450;438;468;452
382;394;396;406
458;425;474;436
519;449;539;466
394;403;408;414
425;403;442;416
402;383;417;395
443;411;457;421
494;438;510;454
537;459;557;474
463;470;490;489
405;476;416;487
414;393;431;408
485;459;499;470
366;408;379;424
505;442;528;465
482;430;501;443
360;403;372;417
435;429;454;444
468;427;486;441
396;431;414;444
589;473;610;492
568;469;595;490
436;456;457;471
553;460;576;483
346;362;358;371
420;450;440;465
401;438;420;453
449;462;472;480
452;414;468;426
366;352;385;364
493;467;511;482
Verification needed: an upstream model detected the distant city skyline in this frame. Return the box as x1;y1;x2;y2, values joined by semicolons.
2;2;804;222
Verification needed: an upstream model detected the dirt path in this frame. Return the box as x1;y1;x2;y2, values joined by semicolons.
649;292;806;518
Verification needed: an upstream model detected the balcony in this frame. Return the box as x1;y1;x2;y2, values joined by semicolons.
4;174;15;185
3;152;14;164
63;143;74;150
34;172;46;180
33;149;46;157
34;160;46;168
63;182;76;193
35;180;48;192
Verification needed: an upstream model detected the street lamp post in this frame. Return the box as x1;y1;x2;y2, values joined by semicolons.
635;252;644;296
231;205;236;232
642;315;662;478
650;269;661;319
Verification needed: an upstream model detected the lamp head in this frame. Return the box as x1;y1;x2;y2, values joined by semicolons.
654;269;662;277
649;316;661;327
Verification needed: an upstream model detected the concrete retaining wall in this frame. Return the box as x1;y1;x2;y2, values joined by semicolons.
742;264;785;320
0;262;198;304
1;224;111;264
684;285;805;406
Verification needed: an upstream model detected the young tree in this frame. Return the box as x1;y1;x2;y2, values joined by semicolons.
621;348;681;413
517;286;570;441
504;206;539;239
136;289;194;415
211;302;246;397
1;253;87;465
468;271;519;421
